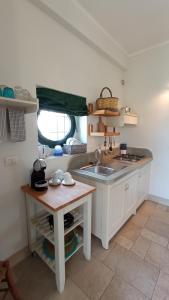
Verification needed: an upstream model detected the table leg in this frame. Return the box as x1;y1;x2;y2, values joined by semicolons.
54;211;65;293
83;196;92;260
25;195;36;252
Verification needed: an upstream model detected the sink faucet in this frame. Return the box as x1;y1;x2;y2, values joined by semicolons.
95;147;102;165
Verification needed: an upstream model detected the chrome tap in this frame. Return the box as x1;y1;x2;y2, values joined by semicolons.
95;147;102;165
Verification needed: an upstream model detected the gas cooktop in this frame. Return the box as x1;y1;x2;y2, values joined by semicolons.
114;154;144;162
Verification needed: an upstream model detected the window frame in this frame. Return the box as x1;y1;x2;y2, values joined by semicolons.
37;110;76;148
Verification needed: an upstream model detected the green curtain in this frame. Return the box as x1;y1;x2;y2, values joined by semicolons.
37;87;88;116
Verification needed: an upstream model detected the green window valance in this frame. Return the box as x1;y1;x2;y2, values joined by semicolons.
36;87;88;116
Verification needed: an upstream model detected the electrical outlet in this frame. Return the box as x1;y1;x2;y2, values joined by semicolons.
4;156;18;166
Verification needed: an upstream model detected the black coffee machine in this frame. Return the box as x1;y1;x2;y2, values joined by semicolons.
31;159;48;191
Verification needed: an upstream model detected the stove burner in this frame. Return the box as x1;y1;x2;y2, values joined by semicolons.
114;154;144;162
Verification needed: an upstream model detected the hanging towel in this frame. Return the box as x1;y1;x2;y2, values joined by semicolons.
0;107;7;141
8;108;25;142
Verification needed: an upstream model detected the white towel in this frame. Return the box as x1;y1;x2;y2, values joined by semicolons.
0;107;7;141
8;108;25;142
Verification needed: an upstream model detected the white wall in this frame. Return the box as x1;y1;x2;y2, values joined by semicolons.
122;43;169;200
0;0;124;259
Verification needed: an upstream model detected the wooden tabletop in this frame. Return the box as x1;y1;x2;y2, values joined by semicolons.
21;181;96;212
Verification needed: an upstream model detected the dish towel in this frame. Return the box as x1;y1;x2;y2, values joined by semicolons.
8;108;25;142
0;107;7;141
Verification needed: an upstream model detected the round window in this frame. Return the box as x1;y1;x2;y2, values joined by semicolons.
38;110;75;147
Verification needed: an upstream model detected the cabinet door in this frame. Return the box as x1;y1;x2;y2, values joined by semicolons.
137;164;151;206
124;174;137;217
108;182;124;237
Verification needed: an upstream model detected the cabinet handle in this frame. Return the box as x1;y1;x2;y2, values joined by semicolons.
124;184;129;191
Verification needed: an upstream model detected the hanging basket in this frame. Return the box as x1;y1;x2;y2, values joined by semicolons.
96;87;118;110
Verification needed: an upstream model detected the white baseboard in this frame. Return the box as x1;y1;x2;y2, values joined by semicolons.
9;246;30;267
148;194;169;207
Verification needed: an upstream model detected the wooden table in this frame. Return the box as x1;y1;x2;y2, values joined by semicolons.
21;181;95;293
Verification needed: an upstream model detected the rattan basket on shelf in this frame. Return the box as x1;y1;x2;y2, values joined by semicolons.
96;87;118;110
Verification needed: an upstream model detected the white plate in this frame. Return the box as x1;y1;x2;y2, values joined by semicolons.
62;179;75;186
48;179;61;186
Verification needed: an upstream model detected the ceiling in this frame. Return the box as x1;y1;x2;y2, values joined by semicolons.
77;0;169;55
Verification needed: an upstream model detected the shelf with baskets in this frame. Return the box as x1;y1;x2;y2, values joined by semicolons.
32;234;83;273
0;96;38;113
88;86;121;137
65;234;83;262
32;238;55;272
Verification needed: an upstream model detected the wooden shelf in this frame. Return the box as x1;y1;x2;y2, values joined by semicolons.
31;212;55;246
88;124;120;137
91;110;120;117
32;234;83;271
0;96;38;113
88;110;120;137
89;131;120;137
31;210;83;245
65;236;83;262
32;238;55;273
64;217;83;236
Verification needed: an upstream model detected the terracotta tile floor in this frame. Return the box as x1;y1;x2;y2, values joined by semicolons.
5;200;169;299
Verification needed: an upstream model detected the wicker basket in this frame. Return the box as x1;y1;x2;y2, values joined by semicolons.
63;144;87;155
96;87;118;110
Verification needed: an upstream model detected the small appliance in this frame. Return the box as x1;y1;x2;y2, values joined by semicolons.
120;143;127;155
31;159;48;190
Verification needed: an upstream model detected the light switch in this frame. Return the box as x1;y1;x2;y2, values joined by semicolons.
4;156;18;166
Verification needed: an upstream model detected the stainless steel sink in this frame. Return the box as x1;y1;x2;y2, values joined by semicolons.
81;165;116;176
80;162;129;177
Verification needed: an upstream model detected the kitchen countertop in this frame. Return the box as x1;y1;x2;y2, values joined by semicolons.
21;181;96;211
71;156;152;185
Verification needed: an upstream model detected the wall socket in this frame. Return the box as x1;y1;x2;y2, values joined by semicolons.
4;156;18;166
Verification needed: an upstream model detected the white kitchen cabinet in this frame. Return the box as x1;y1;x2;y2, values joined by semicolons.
106;172;138;249
137;164;150;208
124;174;137;217
108;181;125;244
73;162;151;249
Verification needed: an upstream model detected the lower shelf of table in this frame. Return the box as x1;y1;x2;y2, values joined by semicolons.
31;211;83;246
32;235;83;273
32;239;55;272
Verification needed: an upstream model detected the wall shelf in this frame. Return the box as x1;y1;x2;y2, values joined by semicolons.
89;131;120;137
88;124;120;137
0;96;38;113
91;110;120;117
88;109;120;137
119;112;138;126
